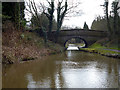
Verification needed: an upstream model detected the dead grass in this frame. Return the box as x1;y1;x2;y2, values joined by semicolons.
2;21;64;64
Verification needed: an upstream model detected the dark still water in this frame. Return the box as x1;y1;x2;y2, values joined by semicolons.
2;51;119;88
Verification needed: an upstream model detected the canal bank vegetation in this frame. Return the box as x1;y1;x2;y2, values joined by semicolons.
2;0;81;64
2;1;74;64
2;21;64;64
2;0;120;64
80;37;120;59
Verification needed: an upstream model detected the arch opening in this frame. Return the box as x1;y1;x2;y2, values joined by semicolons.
64;37;87;50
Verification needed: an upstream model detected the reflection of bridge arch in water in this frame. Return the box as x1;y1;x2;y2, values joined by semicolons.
64;37;88;49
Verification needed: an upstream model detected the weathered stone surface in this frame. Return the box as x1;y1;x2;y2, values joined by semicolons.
49;29;107;47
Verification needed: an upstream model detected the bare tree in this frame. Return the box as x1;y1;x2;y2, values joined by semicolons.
25;0;41;28
101;0;112;40
55;0;81;42
56;0;68;33
56;0;81;31
25;0;81;42
101;0;120;40
112;0;120;35
25;0;48;43
42;0;55;36
40;0;81;37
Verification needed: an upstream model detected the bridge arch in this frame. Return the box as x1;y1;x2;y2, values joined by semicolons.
64;36;88;49
48;29;107;47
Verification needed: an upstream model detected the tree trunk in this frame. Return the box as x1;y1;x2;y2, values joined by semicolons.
105;2;112;41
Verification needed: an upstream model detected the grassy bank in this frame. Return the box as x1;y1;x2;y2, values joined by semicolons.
80;38;120;59
2;24;64;64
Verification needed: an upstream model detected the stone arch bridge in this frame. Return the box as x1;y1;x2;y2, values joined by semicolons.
49;29;108;47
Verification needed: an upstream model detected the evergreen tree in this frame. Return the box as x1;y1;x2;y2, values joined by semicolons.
91;16;108;31
2;2;26;29
83;22;89;30
111;1;120;35
2;2;15;21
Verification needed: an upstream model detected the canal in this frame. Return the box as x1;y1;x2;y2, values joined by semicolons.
2;51;119;88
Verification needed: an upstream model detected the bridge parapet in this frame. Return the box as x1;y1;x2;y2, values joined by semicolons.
49;29;108;47
51;29;107;37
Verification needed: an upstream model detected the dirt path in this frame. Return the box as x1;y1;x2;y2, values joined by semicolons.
101;48;120;53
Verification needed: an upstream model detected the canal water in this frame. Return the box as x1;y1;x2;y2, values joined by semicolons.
2;51;119;88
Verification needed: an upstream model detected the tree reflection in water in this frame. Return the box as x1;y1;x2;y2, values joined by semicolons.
2;51;119;88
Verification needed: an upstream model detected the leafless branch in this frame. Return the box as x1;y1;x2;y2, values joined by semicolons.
25;0;43;28
46;0;51;5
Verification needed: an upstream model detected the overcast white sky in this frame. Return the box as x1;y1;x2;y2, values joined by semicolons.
62;0;115;29
25;0;116;29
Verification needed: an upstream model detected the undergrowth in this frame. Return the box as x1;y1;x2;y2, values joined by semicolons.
81;37;120;55
2;21;64;64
